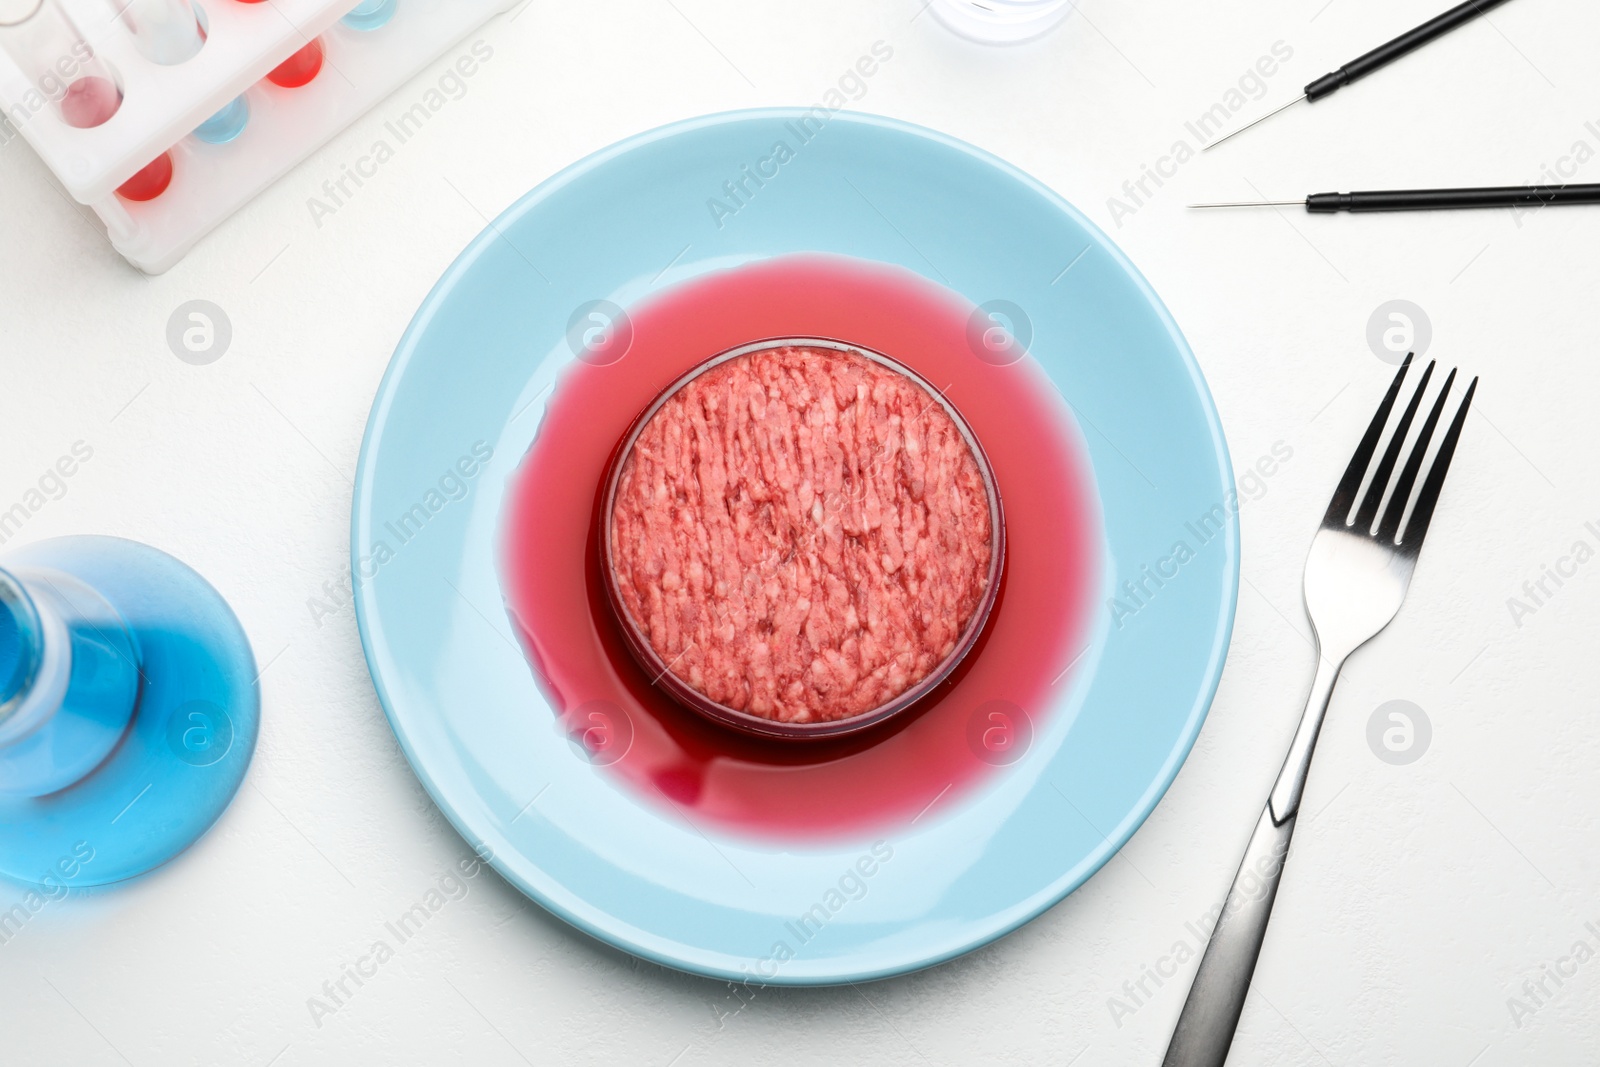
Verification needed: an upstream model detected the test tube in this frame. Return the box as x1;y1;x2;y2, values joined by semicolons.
0;0;123;128
192;93;248;144
342;0;397;31
116;150;172;200
265;36;322;88
117;0;204;65
230;0;325;88
111;0;251;143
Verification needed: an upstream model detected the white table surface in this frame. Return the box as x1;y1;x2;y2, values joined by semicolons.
3;1;1598;1063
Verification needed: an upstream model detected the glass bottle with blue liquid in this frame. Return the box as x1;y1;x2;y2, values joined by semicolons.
0;536;258;887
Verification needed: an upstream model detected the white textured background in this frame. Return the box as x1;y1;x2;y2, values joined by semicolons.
2;0;1597;1063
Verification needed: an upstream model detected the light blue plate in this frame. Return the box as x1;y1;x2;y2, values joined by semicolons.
353;110;1237;984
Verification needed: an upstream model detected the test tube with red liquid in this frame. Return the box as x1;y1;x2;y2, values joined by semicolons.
0;0;173;199
0;0;121;128
265;36;323;88
230;0;325;87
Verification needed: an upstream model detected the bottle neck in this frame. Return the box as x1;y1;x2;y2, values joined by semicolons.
0;568;45;727
0;566;77;749
0;565;140;796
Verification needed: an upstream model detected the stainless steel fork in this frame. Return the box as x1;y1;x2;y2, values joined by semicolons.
1162;354;1477;1067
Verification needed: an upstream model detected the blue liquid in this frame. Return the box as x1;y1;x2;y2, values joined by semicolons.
0;595;22;705
0;537;258;887
193;94;249;144
342;0;398;31
0;570;139;798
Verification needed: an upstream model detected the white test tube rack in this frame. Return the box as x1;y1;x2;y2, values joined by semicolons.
0;0;519;273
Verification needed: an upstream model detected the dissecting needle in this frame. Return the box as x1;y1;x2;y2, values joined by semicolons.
1205;0;1517;151
1189;183;1600;213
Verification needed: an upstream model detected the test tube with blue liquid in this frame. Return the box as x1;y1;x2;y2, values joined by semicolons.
342;0;398;32
114;0;251;143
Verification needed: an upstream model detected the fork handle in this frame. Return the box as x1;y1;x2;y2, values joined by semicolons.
1269;653;1345;823
1163;652;1344;1065
1161;805;1297;1067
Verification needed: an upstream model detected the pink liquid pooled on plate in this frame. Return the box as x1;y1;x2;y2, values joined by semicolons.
500;254;1101;840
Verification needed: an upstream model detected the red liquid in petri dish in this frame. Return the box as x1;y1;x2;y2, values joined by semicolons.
266;38;324;88
500;254;1101;841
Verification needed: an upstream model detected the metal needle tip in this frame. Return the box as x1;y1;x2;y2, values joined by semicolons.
1202;95;1308;152
1188;200;1308;209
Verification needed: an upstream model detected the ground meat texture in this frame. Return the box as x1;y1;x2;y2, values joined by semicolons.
608;345;994;724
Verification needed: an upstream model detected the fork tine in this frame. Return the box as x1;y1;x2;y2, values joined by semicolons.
1323;353;1413;526
1354;360;1435;531
1377;368;1457;543
1397;376;1477;551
